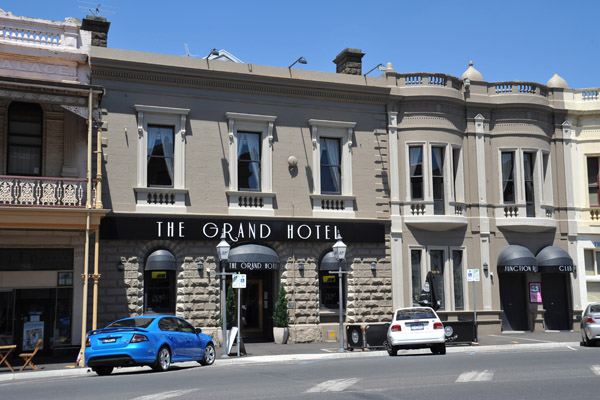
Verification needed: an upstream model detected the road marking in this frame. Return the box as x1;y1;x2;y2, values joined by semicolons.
591;365;600;376
567;346;577;351
305;378;360;393
130;389;198;400
456;370;494;382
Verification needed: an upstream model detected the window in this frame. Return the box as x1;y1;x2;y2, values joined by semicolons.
523;152;536;217
429;250;445;310
452;250;464;310
585;250;600;276
147;125;174;187
588;157;600;207
431;146;445;214
409;145;424;200
501;151;515;203
7;102;43;176
237;132;261;191
319;272;345;309
411;249;422;306
452;147;462;201
320;138;341;194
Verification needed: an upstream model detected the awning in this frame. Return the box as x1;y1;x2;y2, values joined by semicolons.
145;249;177;271
497;245;538;273
319;251;347;271
227;244;279;271
536;246;575;273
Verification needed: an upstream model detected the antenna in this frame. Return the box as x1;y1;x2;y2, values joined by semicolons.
184;44;198;57
77;1;118;17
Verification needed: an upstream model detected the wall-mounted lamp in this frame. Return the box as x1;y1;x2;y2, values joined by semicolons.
117;262;124;271
483;262;489;272
371;262;377;270
197;260;204;270
288;56;307;69
298;262;304;270
363;63;384;76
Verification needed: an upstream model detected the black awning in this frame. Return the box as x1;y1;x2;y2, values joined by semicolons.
536;246;575;273
145;249;177;271
497;245;537;273
227;244;279;270
319;251;347;271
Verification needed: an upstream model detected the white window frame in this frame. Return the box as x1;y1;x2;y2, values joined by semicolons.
426;246;449;310
449;246;467;311
405;142;427;202
451;145;465;203
498;148;519;205
225;112;276;216
134;105;189;213
309;119;356;217
409;247;425;306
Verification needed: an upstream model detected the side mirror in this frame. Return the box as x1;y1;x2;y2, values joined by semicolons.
195;327;202;334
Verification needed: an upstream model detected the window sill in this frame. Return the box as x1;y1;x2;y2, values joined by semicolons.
310;194;355;218
227;190;275;216
134;187;187;213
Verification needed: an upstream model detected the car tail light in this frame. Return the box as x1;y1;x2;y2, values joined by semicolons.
433;322;443;330
130;334;149;343
85;337;90;347
391;324;402;332
586;317;595;324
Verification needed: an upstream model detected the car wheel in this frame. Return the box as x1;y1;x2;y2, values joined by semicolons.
93;366;113;376
431;343;446;355
152;346;171;372
581;331;589;347
386;341;398;356
200;342;215;366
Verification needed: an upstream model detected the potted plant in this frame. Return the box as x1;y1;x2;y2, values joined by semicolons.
273;283;290;344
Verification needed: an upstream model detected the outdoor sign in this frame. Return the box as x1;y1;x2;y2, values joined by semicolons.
467;269;480;282
529;282;542;303
232;274;247;289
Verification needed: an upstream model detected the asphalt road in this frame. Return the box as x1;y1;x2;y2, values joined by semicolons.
2;345;599;400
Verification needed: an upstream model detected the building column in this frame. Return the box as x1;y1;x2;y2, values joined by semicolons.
388;105;404;309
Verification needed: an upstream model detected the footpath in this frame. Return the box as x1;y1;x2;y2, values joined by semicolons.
0;331;581;382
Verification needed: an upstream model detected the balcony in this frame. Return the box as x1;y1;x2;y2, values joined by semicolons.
494;204;557;232
402;201;468;231
0;175;95;207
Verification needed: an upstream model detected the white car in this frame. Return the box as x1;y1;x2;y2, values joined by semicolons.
386;307;446;355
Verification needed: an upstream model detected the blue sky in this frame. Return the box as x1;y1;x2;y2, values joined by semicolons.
5;0;599;88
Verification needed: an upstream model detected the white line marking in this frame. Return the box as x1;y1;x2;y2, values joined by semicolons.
567;346;577;351
305;378;360;393
487;334;552;343
130;389;198;400
591;365;600;376
456;370;494;382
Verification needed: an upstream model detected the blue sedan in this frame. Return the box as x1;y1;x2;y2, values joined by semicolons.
85;315;215;375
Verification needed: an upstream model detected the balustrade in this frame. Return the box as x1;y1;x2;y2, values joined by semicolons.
0;14;80;50
0;175;90;207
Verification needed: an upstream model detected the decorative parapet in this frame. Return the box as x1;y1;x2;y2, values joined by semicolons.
227;191;275;216
490;81;549;98
310;194;355;218
402;201;468;231
396;73;463;91
133;187;187;214
0;175;96;207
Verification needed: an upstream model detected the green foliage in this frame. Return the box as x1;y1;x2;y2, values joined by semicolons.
273;283;290;328
219;283;237;328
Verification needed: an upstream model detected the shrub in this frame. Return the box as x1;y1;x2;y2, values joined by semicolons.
273;283;290;328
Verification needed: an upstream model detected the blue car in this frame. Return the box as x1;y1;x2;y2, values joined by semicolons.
85;315;215;375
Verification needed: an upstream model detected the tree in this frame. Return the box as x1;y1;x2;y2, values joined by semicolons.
273;283;290;328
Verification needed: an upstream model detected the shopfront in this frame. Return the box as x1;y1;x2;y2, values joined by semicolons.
497;245;574;332
99;215;388;343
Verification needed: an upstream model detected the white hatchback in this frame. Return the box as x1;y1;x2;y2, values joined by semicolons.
386;307;446;356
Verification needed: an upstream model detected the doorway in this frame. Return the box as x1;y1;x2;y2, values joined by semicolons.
541;274;571;330
499;273;529;331
229;270;274;341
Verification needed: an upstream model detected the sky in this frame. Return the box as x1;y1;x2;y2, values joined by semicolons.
4;0;600;89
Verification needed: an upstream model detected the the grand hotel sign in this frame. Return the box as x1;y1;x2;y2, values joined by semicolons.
100;215;385;243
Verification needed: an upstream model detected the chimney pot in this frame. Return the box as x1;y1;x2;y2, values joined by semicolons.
333;48;365;75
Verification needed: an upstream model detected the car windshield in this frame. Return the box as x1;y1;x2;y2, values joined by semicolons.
108;317;155;328
396;308;436;321
589;304;600;314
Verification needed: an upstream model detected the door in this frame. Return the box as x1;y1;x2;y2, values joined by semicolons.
240;280;263;337
499;274;529;331
542;274;571;330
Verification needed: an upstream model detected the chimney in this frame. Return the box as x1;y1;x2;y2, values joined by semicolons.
81;15;111;47
333;48;365;75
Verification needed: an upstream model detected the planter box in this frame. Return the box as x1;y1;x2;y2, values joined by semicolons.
273;327;289;344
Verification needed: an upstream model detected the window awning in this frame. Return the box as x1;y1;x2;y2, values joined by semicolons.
145;249;177;271
536;246;575;273
497;245;537;273
319;251;347;271
227;244;279;271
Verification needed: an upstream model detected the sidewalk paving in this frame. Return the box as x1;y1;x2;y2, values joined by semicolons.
0;331;582;382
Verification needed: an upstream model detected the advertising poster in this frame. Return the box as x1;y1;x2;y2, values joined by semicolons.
23;321;44;351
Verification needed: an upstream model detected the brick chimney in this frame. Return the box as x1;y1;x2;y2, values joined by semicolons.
333;48;365;75
81;15;111;47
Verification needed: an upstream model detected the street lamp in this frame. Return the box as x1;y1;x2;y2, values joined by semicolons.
332;234;347;353
216;232;231;358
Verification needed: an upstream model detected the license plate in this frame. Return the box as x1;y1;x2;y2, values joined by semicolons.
411;324;424;331
103;338;117;343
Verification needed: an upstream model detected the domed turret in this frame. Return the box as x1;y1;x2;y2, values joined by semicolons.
461;61;483;82
546;73;568;89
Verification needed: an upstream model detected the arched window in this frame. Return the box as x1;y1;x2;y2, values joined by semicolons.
319;251;346;309
144;249;177;314
7;102;43;176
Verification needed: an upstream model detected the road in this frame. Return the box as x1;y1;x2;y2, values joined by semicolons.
2;345;599;399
